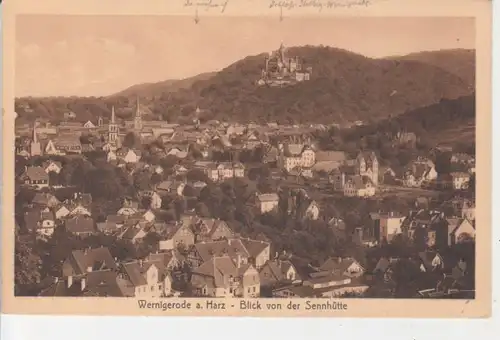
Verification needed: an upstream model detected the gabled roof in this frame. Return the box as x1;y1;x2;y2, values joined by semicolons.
32;193;60;206
191;256;251;289
256;193;279;202
194;239;250;263
65;216;95;234
318;257;363;274
22;166;48;181
315;151;346;162
67;247;118;276
121;260;168;287
240;238;270;258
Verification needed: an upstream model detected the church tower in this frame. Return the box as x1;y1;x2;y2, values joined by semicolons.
134;97;142;131
30;122;41;157
108;106;118;144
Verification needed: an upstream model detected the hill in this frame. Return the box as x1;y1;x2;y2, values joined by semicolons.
110;72;216;98
15;46;475;124
340;93;475;152
391;49;475;89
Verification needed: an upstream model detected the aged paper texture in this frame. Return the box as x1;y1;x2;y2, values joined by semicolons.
2;0;492;317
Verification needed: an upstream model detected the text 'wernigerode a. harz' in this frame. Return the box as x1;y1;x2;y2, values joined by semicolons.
138;299;348;312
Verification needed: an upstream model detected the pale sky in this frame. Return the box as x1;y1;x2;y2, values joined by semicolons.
15;15;475;97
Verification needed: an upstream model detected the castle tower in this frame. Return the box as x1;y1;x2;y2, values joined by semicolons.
108;106;118;144
134;97;142;131
30;122;41;157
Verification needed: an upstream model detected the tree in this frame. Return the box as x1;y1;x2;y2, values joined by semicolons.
123;132;138;148
15;238;42;296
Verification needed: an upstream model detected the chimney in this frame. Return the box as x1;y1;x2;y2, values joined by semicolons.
236;254;241;268
228;239;232;246
139;259;143;267
54;277;59;284
81;278;86;291
67;275;73;288
86;266;92;273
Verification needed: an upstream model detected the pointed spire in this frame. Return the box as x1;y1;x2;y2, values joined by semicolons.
32;121;38;143
111;106;116;124
136;97;141;118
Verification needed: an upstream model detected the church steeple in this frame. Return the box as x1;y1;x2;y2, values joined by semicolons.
108;105;118;145
134;97;142;130
30;121;41;156
32;121;38;144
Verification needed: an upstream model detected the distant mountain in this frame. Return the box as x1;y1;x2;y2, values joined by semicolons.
110;72;217;98
15;46;475;124
391;49;475;88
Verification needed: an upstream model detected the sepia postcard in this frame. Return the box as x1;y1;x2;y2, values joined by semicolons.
1;0;493;318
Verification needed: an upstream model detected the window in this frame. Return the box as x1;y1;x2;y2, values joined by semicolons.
248;288;251;293
229;288;233;293
151;286;155;291
253;287;256;292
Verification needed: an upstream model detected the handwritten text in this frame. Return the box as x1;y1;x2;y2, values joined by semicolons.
184;0;230;13
269;0;373;11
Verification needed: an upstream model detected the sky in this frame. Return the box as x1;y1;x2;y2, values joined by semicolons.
15;15;475;97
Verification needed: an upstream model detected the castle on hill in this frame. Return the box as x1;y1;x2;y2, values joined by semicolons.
257;43;312;87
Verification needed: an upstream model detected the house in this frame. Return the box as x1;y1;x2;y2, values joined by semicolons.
255;193;280;214
119;259;173;298
24;208;56;237
116;148;142;164
240;238;271;269
42;160;63;174
330;151;379;191
188;237;270;270
173;164;189;176
444;218;475;246
317;257;365;278
259;260;302;287
191;217;235;243
64;216;95;237
343;175;375;197
450;172;471;190
157;222;196;251
32;192;60;208
20;166;49;188
62;247;118;288
44;136;82;155
450;153;475;166
97;221;122;235
117;198;140;216
83;121;96;129
119;221;149;244
403;162;438;187
460;200;475;221
139;191;163;209
277;144;316;172
418;251;445;272
155;181;186;197
300;275;369;298
147;250;185;272
287;191;320;221
190;256;260;298
39;271;128;297
313;151;346;172
47;247;131;297
370;212;405;243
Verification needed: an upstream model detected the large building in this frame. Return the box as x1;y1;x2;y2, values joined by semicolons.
258;43;312;87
